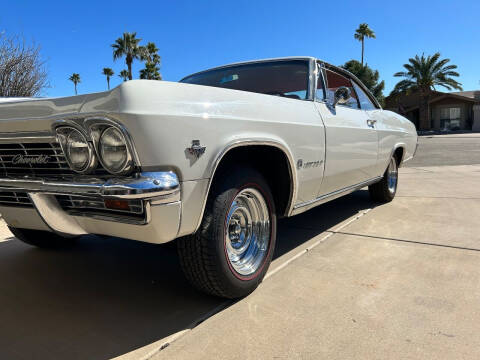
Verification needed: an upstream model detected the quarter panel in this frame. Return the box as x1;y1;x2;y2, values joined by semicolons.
372;110;417;173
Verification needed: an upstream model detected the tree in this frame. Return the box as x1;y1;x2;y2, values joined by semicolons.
0;34;48;97
69;73;80;95
392;52;462;130
119;70;129;82
112;32;142;80
139;42;162;80
102;67;114;90
139;62;161;80
341;60;385;106
354;23;376;66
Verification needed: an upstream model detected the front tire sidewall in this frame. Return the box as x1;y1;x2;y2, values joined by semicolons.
212;173;277;297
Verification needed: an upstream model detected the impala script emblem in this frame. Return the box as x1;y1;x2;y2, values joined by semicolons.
11;154;51;165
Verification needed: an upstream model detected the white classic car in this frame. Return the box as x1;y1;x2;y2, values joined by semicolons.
0;57;417;298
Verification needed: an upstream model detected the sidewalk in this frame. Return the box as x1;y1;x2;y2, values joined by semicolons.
149;165;480;360
418;131;480;138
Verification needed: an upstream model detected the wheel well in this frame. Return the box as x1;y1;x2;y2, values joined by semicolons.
212;145;293;217
394;147;404;167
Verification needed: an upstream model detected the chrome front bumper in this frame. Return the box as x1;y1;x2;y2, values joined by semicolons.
0;172;181;240
0;172;179;201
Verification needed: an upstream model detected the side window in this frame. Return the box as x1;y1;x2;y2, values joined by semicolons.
324;69;359;109
352;82;377;110
315;65;325;101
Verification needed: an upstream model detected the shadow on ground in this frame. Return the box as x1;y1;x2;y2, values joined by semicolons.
0;190;373;360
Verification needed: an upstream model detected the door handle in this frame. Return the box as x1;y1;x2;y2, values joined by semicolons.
367;119;377;128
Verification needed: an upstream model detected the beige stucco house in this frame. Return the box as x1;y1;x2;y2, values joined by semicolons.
385;90;480;131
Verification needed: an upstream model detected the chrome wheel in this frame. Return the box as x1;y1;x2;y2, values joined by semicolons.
225;188;271;277
387;157;398;194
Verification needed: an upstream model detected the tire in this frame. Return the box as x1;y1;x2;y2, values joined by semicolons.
368;153;399;202
8;226;77;248
177;167;277;299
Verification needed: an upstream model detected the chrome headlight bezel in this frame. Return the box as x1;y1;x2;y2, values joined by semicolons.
98;126;132;175
55;126;97;174
88;122;135;175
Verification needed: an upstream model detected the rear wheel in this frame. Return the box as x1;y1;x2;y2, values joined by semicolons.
8;226;77;248
368;154;398;202
177;167;276;299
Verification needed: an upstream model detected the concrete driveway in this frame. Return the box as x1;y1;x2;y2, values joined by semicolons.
0;134;479;359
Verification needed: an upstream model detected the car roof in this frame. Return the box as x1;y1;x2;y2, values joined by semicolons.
180;56;381;109
180;56;318;81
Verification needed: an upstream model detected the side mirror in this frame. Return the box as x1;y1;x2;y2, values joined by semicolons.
333;86;351;107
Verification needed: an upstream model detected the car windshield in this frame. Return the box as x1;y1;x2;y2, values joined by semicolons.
180;60;309;100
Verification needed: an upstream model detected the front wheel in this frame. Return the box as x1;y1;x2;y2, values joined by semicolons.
177;167;276;299
368;154;398;202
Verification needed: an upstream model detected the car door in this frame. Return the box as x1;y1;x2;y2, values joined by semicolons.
315;67;378;197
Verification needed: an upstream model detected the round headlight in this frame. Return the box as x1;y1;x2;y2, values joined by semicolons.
66;129;90;172
99;127;130;174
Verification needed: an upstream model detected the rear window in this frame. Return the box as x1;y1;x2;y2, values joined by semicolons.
180;60;309;100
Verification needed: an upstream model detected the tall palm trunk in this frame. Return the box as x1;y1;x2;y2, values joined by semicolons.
74;83;77;95
107;77;110;90
361;39;364;66
127;54;133;80
419;89;431;130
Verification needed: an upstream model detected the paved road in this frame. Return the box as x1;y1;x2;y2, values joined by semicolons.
406;134;480;167
0;135;478;360
155;166;480;360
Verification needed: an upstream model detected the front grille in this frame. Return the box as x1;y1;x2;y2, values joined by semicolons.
55;195;144;219
0;191;33;207
0;142;107;178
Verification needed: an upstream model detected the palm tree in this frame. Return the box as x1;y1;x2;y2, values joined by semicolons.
69;73;80;95
112;32;142;80
354;23;376;66
102;67;114;90
392;52;462;130
139;42;159;63
139;42;162;80
140;62;162;80
119;70;129;82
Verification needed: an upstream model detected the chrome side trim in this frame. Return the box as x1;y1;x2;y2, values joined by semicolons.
28;193;88;237
291;176;382;216
194;139;298;232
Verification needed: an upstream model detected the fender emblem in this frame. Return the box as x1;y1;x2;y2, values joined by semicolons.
187;140;206;158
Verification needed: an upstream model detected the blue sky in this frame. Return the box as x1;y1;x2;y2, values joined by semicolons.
1;0;479;97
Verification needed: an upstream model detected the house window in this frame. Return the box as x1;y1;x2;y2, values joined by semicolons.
440;107;461;130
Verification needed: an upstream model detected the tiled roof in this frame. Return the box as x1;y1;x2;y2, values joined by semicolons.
451;91;480;100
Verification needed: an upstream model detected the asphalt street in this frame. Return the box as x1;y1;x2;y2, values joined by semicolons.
406;133;480;167
0;134;479;360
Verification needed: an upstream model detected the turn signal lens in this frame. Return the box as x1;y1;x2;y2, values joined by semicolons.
104;199;130;211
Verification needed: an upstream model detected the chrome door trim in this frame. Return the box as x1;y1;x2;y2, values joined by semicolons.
291;176;382;216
